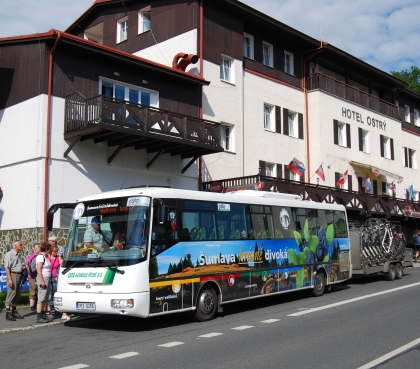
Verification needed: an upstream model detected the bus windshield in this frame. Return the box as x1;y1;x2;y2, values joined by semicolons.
64;196;151;267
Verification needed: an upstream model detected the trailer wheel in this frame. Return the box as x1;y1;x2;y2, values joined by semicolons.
312;272;325;297
191;287;217;322
395;263;403;279
386;264;396;281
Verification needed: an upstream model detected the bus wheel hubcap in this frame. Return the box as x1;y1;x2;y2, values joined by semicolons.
198;290;214;314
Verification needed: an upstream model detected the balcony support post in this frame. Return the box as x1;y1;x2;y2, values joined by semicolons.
63;136;81;157
147;149;165;169
182;156;199;174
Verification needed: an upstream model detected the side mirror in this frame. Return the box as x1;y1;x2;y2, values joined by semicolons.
47;203;77;231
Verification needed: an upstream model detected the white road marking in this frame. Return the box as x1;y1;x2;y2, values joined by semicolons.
232;325;254;330
288;282;420;316
357;337;420;369
261;319;280;323
158;341;184;347
198;332;223;338
58;365;90;369
110;352;139;359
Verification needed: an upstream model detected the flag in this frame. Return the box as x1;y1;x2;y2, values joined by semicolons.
315;164;325;181
388;181;396;196
286;157;305;177
336;170;348;186
364;176;372;192
408;184;416;200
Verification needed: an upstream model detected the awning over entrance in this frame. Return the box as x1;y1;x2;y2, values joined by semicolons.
349;161;403;182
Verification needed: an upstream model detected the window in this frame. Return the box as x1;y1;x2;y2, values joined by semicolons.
289;169;299;181
395;100;399;107
404;147;417;169
382;136;391;159
220;55;234;83
100;79;158;107
288;111;298;138
264;104;274;131
138;11;151;34
265;163;275;177
361;129;369;153
243;33;254;59
414;109;419;127
284;51;294;74
405;105;410;123
262;42;273;67
334;120;351;148
117;17;128;43
221;125;234;152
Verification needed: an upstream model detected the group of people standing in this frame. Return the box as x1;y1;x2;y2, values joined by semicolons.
4;236;70;323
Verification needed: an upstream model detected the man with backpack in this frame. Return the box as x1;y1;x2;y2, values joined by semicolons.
26;243;40;311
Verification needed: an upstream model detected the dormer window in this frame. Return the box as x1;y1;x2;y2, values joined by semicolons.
117;17;128;43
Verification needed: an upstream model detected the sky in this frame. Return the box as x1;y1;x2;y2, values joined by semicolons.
0;0;419;75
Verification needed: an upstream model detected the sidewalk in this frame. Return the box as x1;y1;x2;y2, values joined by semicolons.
0;306;93;334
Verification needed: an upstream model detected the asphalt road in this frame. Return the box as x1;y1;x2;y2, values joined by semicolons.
1;268;420;369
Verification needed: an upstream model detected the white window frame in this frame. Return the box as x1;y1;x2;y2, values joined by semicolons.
284;51;294;75
138;11;151;34
262;42;273;67
288;111;298;138
221;124;234;152
265;163;276;177
338;172;348;190
264;104;274;131
289;170;299;181
243;33;254;59
414;109;419;127
220;55;234;84
117;17;128;43
406;148;417;169
338;122;347;147
405;105;410;123
99;78;159;108
383;136;391;159
362;129;369;153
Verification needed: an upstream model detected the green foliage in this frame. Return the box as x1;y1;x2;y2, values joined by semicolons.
391;66;420;94
0;292;29;309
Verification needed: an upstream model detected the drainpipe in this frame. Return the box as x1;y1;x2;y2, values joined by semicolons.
198;0;204;191
302;41;326;183
43;30;61;241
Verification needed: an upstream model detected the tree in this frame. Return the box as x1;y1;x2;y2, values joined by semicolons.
391;66;420;94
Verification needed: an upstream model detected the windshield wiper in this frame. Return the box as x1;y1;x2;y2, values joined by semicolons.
62;261;86;275
61;259;125;275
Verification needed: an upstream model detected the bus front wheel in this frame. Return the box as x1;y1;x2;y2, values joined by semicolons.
312;272;325;297
193;287;217;322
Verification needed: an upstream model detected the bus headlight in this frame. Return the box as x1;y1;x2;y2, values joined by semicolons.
111;299;134;309
54;297;63;306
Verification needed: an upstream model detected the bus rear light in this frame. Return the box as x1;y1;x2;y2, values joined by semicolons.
111;299;134;309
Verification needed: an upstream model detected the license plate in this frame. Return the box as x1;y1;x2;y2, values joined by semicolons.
76;302;96;310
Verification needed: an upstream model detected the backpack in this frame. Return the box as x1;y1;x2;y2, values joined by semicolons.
28;254;44;278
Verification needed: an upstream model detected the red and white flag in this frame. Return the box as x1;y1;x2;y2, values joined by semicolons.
315;164;325;181
336;170;348;186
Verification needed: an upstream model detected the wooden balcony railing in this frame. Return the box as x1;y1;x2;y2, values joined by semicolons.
307;73;400;121
203;175;419;220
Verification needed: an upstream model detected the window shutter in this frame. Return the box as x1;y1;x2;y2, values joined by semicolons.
373;179;378;195
335;172;340;188
382;182;386;194
298;113;304;139
284;165;290;180
300;173;304;182
358;128;363;151
357;176;363;192
259;160;266;176
283;108;289;136
390;138;394;160
347;174;352;191
346;123;351;148
404;147;408;167
409;149;413;168
380;135;384;157
333;119;338;145
277;164;282;178
275;106;281;133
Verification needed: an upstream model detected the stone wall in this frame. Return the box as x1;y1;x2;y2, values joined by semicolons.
0;228;68;266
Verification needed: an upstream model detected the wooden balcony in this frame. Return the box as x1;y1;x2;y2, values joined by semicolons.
306;73;400;121
203;175;419;220
64;93;224;168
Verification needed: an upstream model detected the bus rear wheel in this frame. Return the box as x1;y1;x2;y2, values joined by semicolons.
312;272;325;297
192;287;217;322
